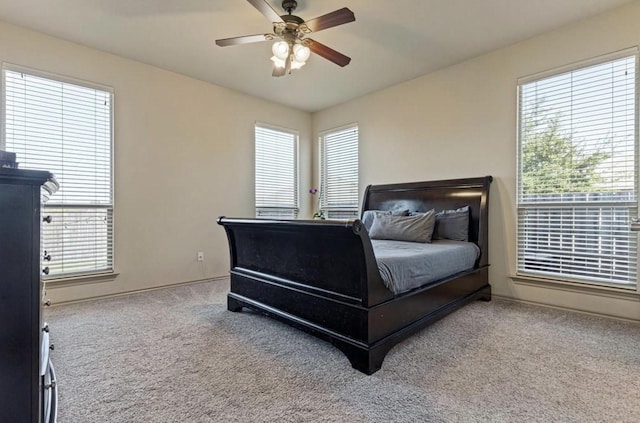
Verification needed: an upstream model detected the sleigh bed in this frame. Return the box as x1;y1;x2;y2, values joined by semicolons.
217;176;492;374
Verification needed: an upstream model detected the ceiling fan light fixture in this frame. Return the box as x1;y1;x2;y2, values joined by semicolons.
293;43;311;62
270;56;286;68
272;41;289;60
291;58;306;70
270;55;305;70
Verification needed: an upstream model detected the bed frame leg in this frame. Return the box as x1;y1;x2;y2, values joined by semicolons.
478;286;492;302
227;295;244;312
334;342;392;375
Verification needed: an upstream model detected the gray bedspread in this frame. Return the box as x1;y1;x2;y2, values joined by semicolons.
371;239;480;295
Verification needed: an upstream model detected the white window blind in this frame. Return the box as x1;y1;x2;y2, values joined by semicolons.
3;66;114;279
320;125;359;219
517;51;637;288
255;124;298;218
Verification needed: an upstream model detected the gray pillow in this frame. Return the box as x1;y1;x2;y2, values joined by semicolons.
361;209;409;231
389;207;410;216
433;206;469;241
369;209;436;243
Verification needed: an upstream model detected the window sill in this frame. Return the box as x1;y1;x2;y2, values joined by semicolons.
511;274;640;302
44;271;119;288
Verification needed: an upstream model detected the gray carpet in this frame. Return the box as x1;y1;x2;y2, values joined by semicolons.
46;280;640;422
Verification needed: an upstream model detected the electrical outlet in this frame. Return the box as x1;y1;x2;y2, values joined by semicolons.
197;251;204;262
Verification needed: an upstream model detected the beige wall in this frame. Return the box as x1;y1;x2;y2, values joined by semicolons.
312;2;640;320
0;21;312;303
4;2;640;319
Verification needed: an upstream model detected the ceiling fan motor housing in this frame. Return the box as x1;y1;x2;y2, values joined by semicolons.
282;0;298;14
274;13;306;40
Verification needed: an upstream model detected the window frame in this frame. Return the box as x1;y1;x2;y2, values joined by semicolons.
1;62;116;281
515;48;639;291
254;122;300;219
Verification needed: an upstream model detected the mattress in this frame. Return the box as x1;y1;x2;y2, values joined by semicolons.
371;239;480;295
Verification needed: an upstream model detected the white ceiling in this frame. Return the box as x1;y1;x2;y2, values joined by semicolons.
0;0;635;112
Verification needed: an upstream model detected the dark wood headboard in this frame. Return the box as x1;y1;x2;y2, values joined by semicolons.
361;176;493;267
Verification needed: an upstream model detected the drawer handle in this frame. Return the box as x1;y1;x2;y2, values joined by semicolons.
42;267;50;275
44;299;52;307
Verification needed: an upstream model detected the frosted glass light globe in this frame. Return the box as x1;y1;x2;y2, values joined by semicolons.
272;41;289;60
291;58;306;70
293;44;311;63
270;56;286;68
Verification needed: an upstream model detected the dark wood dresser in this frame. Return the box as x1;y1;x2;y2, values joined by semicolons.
0;167;59;423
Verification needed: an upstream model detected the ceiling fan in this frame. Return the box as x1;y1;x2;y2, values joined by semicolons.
215;0;355;77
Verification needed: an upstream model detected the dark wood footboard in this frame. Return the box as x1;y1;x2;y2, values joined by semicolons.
217;218;393;308
217;176;492;374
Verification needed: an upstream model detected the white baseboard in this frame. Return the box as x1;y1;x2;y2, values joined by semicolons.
492;294;640;324
48;275;230;307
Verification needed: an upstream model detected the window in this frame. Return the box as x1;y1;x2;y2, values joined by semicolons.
3;65;114;279
319;124;359;219
255;123;298;218
517;50;637;289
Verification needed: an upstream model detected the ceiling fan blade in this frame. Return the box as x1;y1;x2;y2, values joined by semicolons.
285;54;292;75
303;7;355;33
308;39;351;67
215;34;271;47
272;65;286;77
247;0;284;23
